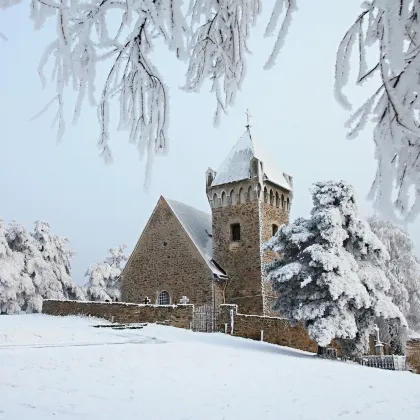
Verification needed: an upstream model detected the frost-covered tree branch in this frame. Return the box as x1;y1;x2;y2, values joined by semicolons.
1;0;296;185
336;0;420;222
4;1;420;220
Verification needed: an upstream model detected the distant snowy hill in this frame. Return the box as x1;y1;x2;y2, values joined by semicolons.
0;315;419;419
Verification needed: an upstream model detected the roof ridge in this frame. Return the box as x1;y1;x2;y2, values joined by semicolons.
163;197;227;279
164;197;210;217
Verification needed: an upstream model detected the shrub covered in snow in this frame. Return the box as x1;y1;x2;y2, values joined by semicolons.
83;245;127;302
0;218;84;314
264;181;406;357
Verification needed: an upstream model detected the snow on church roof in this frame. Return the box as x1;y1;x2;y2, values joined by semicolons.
165;198;227;279
211;129;292;190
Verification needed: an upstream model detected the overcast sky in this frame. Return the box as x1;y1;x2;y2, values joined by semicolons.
1;1;418;285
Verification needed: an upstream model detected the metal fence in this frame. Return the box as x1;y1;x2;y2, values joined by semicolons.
360;355;406;371
191;304;219;333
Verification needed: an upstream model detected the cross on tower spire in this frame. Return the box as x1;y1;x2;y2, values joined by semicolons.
245;109;252;131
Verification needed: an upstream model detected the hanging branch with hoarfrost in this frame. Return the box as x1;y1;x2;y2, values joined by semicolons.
0;0;296;184
336;0;420;222
4;1;420;220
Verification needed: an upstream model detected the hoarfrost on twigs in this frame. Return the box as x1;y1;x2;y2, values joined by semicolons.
0;0;295;186
83;245;127;302
2;1;420;221
0;218;85;314
335;0;420;222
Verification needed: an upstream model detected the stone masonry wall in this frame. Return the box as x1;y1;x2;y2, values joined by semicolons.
42;300;194;329
233;314;318;353
121;197;215;306
43;300;420;368
217;305;347;355
209;177;291;316
218;304;318;353
211;179;263;315
260;187;290;316
407;339;420;374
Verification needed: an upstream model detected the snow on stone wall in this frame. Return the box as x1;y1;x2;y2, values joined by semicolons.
42;300;194;329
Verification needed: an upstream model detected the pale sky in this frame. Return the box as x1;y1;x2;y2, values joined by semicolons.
1;1;418;285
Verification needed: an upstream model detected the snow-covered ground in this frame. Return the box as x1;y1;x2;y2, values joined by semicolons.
1;315;419;419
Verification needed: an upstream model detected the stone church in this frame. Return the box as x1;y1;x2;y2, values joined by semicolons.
121;126;293;315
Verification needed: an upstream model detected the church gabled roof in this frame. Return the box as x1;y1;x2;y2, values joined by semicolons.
210;129;292;190
164;197;227;280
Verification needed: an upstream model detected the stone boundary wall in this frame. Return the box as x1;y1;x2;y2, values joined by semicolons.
42;300;194;329
218;304;318;353
42;300;420;371
407;339;420;374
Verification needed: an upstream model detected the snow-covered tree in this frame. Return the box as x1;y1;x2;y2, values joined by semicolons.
83;245;127;302
368;215;420;334
32;221;85;301
0;219;36;314
0;219;85;314
264;181;406;357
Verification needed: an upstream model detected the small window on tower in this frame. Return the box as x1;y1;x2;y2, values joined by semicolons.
231;223;241;241
272;224;279;236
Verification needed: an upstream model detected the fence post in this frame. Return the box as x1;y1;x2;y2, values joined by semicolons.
230;309;234;335
261;330;264;341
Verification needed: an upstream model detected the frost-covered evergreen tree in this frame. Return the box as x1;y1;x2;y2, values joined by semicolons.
265;181;406;357
32;221;85;301
0;219;37;314
83;245;127;302
368;215;420;335
0;219;85;314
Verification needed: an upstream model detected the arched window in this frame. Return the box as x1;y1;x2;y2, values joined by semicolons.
231;223;241;241
272;224;279;236
221;191;227;206
212;193;218;208
247;185;252;202
240;187;246;203
275;192;280;208
269;189;274;205
230;189;236;205
207;172;213;187
264;187;268;203
238;187;243;204
281;194;285;209
158;291;170;305
251;160;259;176
287;197;290;211
257;183;261;198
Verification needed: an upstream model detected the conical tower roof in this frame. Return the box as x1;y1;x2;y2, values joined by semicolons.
210;129;292;190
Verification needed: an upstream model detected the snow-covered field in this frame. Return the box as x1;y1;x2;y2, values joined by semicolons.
0;315;420;419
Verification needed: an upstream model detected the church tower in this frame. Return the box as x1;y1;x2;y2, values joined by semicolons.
206;123;293;315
